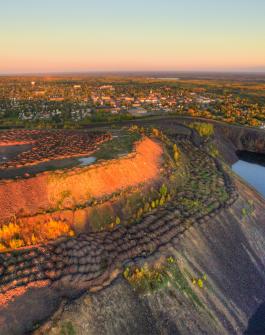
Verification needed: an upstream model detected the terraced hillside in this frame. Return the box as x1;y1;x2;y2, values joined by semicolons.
1;121;257;334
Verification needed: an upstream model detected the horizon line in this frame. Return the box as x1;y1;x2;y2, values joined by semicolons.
1;69;265;77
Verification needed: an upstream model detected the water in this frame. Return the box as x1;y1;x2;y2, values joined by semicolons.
232;153;265;334
78;156;97;166
232;159;265;198
244;301;265;334
0;145;97;179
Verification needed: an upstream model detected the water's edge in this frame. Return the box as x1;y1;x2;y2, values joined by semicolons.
232;156;265;198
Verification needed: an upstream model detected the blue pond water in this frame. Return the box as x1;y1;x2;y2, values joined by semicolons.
232;154;265;334
232;160;265;198
78;156;97;166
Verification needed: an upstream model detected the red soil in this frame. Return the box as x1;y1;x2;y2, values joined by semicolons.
0;280;50;306
0;141;34;147
0;137;163;225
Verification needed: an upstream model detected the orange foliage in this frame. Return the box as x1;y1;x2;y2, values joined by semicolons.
0;219;74;252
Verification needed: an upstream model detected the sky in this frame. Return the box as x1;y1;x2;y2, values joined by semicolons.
1;0;265;74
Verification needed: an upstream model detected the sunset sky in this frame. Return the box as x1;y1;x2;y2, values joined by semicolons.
1;0;265;74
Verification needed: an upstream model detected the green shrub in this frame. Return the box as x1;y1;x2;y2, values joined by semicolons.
60;321;76;335
159;184;168;196
190;122;214;137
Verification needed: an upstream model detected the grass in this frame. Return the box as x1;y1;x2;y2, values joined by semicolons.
60;321;76;335
123;257;219;325
242;199;255;220
217;187;229;203
189;122;214;137
124;262;170;294
56;190;72;209
208;143;219;158
89;205;115;231
180;198;202;211
123;257;204;309
86;127;183;231
94;130;141;161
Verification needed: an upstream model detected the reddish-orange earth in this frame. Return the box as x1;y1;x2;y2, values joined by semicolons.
0;141;33;146
0;280;50;306
0;137;163;225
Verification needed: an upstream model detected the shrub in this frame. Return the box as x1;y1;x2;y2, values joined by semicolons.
0;219;75;252
137;208;143;219
152;128;160;137
173;143;180;162
174;150;180;162
123;263;169;293
144;203;150;212
0;222;20;241
9;238;24;249
123;257;207;304
129;125;139;132
0;242;6;252
159;184;168;197
159;196;165;206
41;219;74;241
60;321;76;335
208;144;219;157
115;216;121;225
192;273;207;288
190;122;214;137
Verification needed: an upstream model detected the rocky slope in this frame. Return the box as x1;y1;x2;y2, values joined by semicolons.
33;177;265;335
0;122;264;335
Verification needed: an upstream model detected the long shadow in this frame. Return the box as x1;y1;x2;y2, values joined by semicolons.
245;301;265;334
236;150;265;167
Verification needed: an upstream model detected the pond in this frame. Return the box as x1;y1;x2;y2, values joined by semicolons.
78;156;97;166
232;151;265;198
0;144;97;179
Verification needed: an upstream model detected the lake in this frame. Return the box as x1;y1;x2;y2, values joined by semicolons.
232;154;265;198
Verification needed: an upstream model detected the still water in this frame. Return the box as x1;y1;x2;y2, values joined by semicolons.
232;159;265;198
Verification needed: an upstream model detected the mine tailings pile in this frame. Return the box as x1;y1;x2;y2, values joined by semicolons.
0;137;163;226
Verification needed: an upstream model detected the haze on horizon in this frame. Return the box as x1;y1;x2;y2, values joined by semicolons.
1;0;265;74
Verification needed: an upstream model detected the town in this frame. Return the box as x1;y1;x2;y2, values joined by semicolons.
0;75;265;129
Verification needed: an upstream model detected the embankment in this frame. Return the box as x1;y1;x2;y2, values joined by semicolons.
214;123;265;164
36;177;265;335
173;116;265;163
0;137;163;225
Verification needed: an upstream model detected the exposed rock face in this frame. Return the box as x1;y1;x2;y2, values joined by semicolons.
208;122;265;164
217;125;265;153
171;116;265;164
